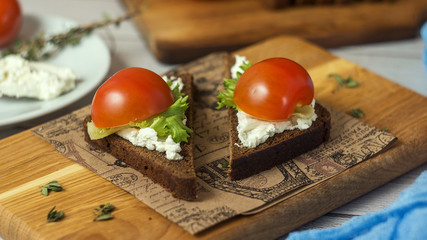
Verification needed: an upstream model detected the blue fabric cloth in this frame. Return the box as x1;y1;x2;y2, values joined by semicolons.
285;171;427;240
421;22;427;72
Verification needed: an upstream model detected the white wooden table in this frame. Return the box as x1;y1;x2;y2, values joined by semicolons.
1;0;427;238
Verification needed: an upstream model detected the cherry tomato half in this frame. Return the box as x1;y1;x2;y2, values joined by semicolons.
91;67;174;128
0;0;22;47
233;58;314;121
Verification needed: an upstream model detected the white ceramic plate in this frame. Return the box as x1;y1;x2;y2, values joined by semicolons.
0;14;110;126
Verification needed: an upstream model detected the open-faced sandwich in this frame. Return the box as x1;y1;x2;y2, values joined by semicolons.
217;56;331;180
83;67;197;200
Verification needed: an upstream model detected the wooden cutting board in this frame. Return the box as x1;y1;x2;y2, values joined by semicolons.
121;0;427;63
0;36;426;240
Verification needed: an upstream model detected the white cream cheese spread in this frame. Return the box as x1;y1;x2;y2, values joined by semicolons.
231;55;317;148
115;75;185;160
236;100;317;148
162;75;183;92
231;55;249;79
0;54;77;100
116;127;183;160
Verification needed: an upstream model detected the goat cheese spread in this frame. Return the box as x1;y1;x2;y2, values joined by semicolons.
231;55;249;79
231;55;317;148
116;75;185;160
163;75;184;92
116;127;183;160
236;100;317;148
0;55;77;100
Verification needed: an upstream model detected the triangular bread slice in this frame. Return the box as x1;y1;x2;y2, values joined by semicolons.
224;54;331;180
227;105;331;180
84;73;197;200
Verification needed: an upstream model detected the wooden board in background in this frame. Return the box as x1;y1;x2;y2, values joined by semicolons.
1;36;427;240
121;0;427;63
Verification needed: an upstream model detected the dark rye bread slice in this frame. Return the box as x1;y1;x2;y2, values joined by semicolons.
228;102;331;181
224;53;331;180
83;73;197;200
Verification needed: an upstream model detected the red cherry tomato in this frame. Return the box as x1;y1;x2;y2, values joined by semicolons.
91;67;174;128
233;58;314;121
0;0;22;47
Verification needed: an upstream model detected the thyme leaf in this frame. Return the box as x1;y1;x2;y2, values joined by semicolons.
350;108;364;118
47;206;64;222
95;213;113;221
329;74;359;89
93;203;116;221
40;180;63;196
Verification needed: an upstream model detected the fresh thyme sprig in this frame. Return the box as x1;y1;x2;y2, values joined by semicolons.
40;180;63;196
93;203;116;221
47;206;64;222
2;11;140;61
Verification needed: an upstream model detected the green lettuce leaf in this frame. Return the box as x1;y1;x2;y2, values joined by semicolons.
166;79;183;100
129;96;192;143
87;95;192;143
216;60;252;110
216;77;238;110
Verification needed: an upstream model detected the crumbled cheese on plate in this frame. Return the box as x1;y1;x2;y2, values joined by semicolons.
0;55;77;100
